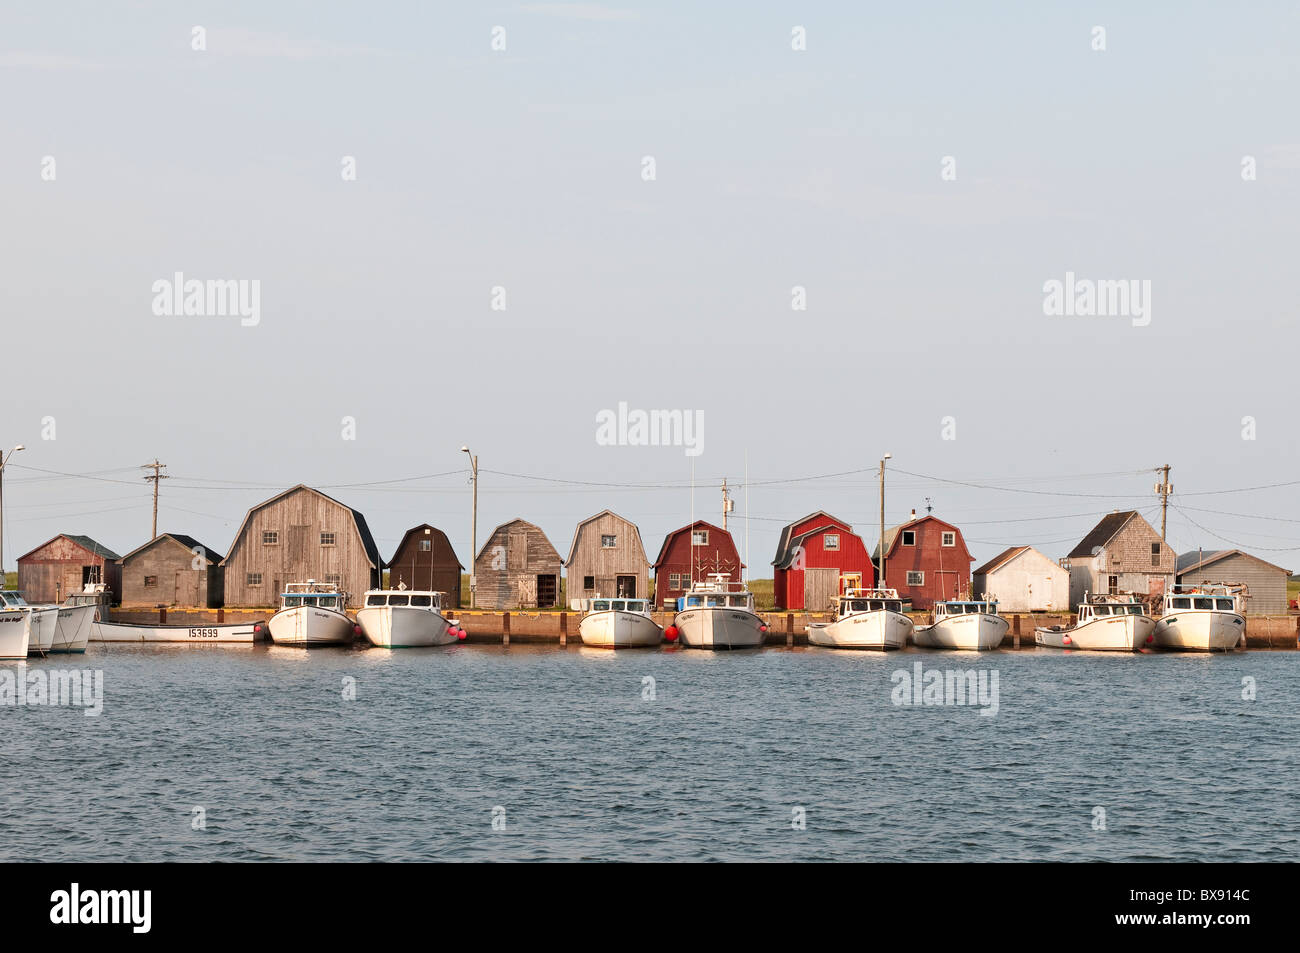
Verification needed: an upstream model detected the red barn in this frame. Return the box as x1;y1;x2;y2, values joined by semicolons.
652;520;744;608
873;513;974;610
771;511;875;610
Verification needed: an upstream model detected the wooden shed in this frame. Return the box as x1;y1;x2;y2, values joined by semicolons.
771;510;875;610
1065;510;1176;610
119;533;225;608
971;545;1069;613
219;484;381;608
1177;549;1291;615
872;512;975;610
473;518;562;609
563;509;651;606
652;520;744;609
16;534;122;605
387;524;463;607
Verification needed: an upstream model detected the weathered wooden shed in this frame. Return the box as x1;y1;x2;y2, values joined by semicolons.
387;524;463;607
16;534;122;605
564;509;651;606
1177;549;1291;615
118;533;225;608
219;484;381;607
771;510;875;610
473;518;562;609
1065;510;1176;610
652;520;744;608
971;545;1069;613
872;512;975;610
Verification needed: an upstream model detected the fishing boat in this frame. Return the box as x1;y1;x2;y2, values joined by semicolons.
0;602;32;660
668;574;767;650
913;599;1008;650
1035;592;1156;651
267;581;355;647
91;620;264;643
807;588;913;650
0;591;58;656
356;588;464;648
577;596;662;648
1152;584;1246;652
50;603;96;653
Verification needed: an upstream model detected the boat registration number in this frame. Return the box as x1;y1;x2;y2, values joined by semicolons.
188;627;221;639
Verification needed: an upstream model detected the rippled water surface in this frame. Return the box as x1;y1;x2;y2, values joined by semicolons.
3;644;1297;861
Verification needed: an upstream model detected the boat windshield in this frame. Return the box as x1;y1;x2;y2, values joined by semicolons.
592;600;611;611
1194;597;1214;610
1091;605;1110;616
685;596;703;608
727;595;751;608
285;594;339;609
1170;597;1192;609
412;594;434;607
1215;598;1234;610
0;591;29;607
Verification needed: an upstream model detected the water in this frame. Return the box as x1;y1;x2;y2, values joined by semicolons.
2;644;1297;861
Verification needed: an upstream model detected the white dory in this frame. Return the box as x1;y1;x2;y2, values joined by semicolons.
1035;592;1156;651
92;620;263;643
356;588;464;648
1152;584;1246;652
578;597;662;648
913;599;1009;651
808;588;914;651
671;575;767;650
267;582;355;647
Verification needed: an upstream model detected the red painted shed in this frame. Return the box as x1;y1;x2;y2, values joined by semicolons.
872;513;974;610
771;511;875;610
652;520;744;608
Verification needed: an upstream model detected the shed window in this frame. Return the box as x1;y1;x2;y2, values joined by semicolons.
583;576;595;590
906;571;924;585
669;573;681;589
601;535;617;549
1150;542;1161;566
902;531;916;546
325;574;342;586
320;532;337;547
1107;575;1119;595
941;532;956;547
143;575;157;588
824;534;840;551
247;573;263;586
692;530;709;546
419;539;431;552
262;531;279;545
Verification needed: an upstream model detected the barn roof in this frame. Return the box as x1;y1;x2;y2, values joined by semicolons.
1176;549;1291;577
389;524;463;569
772;524;862;569
771;511;852;566
217;484;381;569
1067;511;1139;559
17;533;120;562
562;509;649;567
972;546;1030;577
871;514;966;560
474;518;561;564
652;519;745;569
119;533;225;564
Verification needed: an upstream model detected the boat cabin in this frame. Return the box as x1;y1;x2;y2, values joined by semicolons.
0;591;32;608
1163;584;1241;613
838;587;904;614
363;590;444;610
681;574;754;612
280;582;346;611
935;599;999;618
1077;593;1148;622
586;597;651;615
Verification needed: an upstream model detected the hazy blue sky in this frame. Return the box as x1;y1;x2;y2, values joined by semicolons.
4;1;1299;575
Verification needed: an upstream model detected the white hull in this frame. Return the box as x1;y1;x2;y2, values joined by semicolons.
0;611;31;660
914;612;1008;650
356;605;457;648
92;620;263;643
674;607;766;649
1036;614;1156;651
268;605;355;646
1153;611;1245;652
578;610;663;648
50;604;95;653
808;610;913;650
26;607;58;655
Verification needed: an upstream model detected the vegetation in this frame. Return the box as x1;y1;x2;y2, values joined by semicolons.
3;571;14;589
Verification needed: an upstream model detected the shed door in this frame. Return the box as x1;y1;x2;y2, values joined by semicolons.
508;531;528;567
175;571;199;607
804;568;838;611
616;575;636;598
536;574;557;608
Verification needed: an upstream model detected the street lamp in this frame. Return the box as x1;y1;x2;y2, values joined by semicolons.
461;446;478;609
878;453;891;589
0;444;26;582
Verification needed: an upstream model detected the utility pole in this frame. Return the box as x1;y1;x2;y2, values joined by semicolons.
1155;464;1172;541
1;444;27;581
720;478;734;531
141;460;168;540
461;446;478;609
879;453;892;588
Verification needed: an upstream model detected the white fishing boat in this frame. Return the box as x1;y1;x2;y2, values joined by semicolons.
356;588;464;648
267;581;355;647
577;596;662;648
0;603;32;660
807;588;914;650
50;603;96;653
91;620;264;643
1152;584;1246;652
668;574;767;650
914;599;1008;650
1035;592;1156;651
0;591;58;656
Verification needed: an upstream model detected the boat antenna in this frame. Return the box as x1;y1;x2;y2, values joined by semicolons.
744;449;750;586
690;456;695;588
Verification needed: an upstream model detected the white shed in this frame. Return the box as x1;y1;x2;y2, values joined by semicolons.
971;546;1070;613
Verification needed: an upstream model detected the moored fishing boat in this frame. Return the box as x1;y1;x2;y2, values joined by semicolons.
0;604;32;660
577;596;662;648
807;588;913;650
1035;592;1156;651
913;599;1008;650
1153;584;1246;652
1;591;58;655
267;582;355;647
91;620;264;643
356;588;464;647
669;574;766;650
50;603;96;653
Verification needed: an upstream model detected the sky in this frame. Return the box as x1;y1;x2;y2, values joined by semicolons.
3;1;1299;576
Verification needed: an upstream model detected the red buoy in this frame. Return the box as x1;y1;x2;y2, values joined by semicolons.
759;625;768;633
253;624;262;633
456;628;467;640
353;624;362;635
1146;634;1154;643
664;625;679;642
1063;635;1072;645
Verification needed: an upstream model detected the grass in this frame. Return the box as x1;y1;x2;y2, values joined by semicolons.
3;571;13;589
1289;577;1300;604
454;574;778;611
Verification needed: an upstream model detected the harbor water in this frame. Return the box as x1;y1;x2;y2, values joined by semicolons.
2;644;1296;862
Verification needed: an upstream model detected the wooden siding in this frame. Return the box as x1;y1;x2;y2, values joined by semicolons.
119;536;222;608
387;524;462;607
564;511;650;604
1179;552;1289;615
473;519;562;609
17;536;122;605
1068;513;1175;609
772;514;874;610
971;547;1069;612
881;516;974;610
221;486;379;607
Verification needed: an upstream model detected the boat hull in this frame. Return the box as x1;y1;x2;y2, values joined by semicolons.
356;606;457;648
1153;611;1245;652
1036;614;1156;651
50;604;95;653
578;610;663;648
914;612;1008;650
673;607;765;649
268;606;355;646
92;620;263;643
0;611;31;660
808;609;913;650
26;607;58;655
